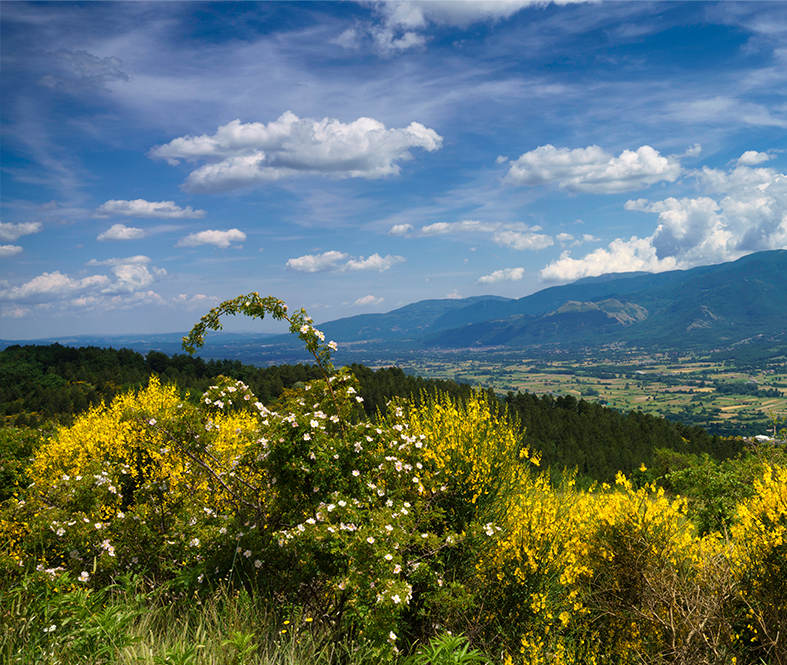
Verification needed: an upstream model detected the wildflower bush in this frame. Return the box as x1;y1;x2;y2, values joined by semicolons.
1;294;535;661
730;463;787;665
2;292;787;665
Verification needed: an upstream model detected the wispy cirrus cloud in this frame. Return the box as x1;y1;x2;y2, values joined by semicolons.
94;199;206;219
86;255;153;267
150;112;443;193
286;250;405;273
405;220;554;251
38;49;130;94
175;293;221;310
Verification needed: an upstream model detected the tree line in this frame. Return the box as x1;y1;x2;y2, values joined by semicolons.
0;343;740;483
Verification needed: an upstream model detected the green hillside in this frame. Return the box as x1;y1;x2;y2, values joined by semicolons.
1;343;740;484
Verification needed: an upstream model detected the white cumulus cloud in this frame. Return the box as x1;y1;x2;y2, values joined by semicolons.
337;1;588;54
0;245;24;257
388;223;414;236
176;229;246;249
540;238;678;282
149;112;442;193
97;223;145;241
94;199;206;219
353;295;384;307
346;253;406;271
736;150;774;166
0;221;42;242
493;229;554;251
0;255;167;314
504;144;682;194
557;232;600;247
286;250;405;273
286;251;350;273
386;1;589;28
478;267;525;284
421;222;452;235
540;162;787;282
0;271;111;302
102;263;166;294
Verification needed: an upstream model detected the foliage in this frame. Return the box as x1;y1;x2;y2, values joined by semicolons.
0;426;47;503
406;633;491;665
730;463;787;665
0;574;379;664
503;390;736;484
3;293;787;665
2;342;745;486
654;440;787;535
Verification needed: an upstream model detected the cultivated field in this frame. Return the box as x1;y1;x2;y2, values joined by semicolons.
390;349;787;437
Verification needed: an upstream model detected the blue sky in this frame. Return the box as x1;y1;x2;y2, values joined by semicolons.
2;1;787;340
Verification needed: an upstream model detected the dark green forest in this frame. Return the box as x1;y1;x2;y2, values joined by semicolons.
1;343;742;483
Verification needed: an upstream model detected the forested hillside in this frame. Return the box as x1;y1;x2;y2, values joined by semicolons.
0;343;325;425
0;343;742;482
503;391;738;482
0;344;470;426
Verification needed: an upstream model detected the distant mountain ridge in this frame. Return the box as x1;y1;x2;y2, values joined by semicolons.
316;249;787;351
314;295;512;342
2;250;785;358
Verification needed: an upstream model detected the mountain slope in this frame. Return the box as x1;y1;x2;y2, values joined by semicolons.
317;250;787;351
428;250;787;349
315;295;512;341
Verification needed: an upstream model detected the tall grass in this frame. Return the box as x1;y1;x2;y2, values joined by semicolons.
1;575;379;665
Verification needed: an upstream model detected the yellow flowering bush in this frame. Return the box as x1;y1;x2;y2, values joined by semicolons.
481;472;596;661
403;391;534;529
579;474;701;662
1;374;269;585
730;463;787;664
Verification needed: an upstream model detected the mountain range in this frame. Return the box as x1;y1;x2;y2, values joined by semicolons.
2;250;785;360
313;249;787;351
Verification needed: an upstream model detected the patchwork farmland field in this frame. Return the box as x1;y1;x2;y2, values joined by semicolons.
389;349;787;437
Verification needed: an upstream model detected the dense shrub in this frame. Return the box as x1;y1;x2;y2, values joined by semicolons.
730;463;787;665
2;293;787;664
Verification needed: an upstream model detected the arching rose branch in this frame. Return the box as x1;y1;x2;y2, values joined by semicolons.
182;292;341;404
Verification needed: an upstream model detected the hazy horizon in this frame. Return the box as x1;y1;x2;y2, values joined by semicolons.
3;1;787;340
